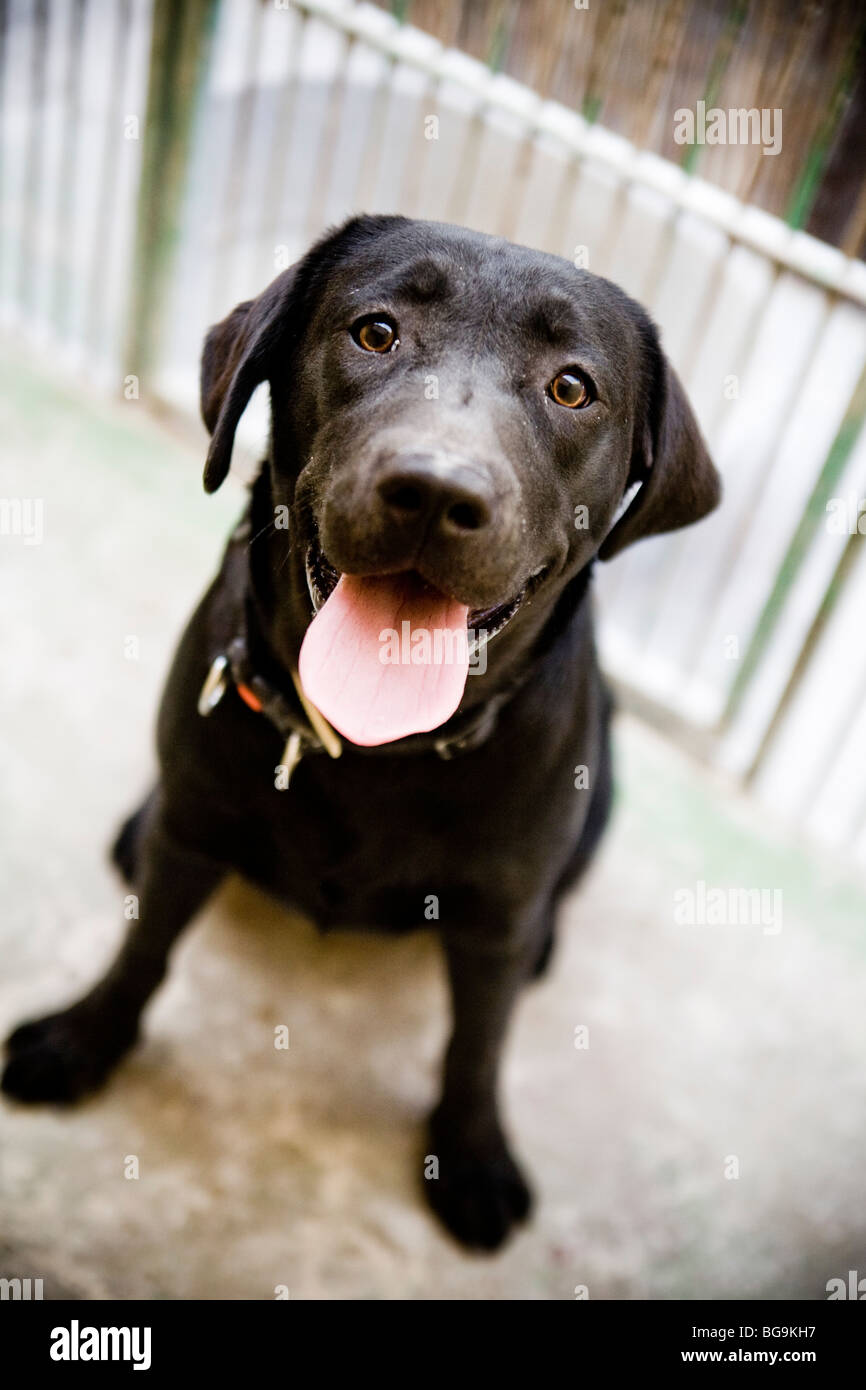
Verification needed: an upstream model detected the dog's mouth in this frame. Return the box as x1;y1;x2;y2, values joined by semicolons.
299;534;546;748
304;536;531;642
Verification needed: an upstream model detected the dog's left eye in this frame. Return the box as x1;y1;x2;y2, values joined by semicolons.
548;369;593;409
351;315;399;353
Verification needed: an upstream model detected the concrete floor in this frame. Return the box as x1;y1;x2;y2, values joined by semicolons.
2;347;866;1300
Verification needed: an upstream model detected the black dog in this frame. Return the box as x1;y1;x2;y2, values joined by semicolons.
2;216;720;1250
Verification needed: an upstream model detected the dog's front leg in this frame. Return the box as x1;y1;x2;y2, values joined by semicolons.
425;910;541;1250
2;796;225;1104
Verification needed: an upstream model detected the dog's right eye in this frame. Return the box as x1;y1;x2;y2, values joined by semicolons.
351;316;399;353
548;369;593;409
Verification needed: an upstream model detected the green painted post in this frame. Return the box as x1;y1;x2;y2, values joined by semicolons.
680;0;748;177
725;360;866;743
784;23;866;233
123;0;218;393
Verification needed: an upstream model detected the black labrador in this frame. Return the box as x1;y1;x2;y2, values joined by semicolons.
2;216;720;1250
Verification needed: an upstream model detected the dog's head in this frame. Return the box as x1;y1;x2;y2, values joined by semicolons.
200;216;720;747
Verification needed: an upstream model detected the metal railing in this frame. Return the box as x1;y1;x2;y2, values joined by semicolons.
2;0;865;869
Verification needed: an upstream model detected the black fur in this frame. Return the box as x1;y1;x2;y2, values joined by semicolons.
2;217;720;1251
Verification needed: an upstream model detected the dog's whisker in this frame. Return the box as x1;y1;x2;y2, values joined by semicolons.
274;543;294;579
247;518;278;550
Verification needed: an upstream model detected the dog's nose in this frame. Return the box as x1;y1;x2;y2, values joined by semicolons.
376;453;495;538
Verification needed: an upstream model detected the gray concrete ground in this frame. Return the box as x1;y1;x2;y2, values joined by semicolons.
2;347;865;1300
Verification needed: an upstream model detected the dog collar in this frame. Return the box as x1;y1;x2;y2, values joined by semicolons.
198;630;342;787
198;634;510;776
196;506;534;779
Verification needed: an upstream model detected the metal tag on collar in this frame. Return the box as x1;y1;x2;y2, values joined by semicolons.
280;730;304;786
434;735;460;760
290;669;342;759
198;654;229;715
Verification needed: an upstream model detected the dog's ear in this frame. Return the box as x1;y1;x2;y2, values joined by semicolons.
200;269;298;493
598;331;720;560
200;216;411;492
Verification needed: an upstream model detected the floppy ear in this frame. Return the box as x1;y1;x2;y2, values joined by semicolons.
199;215;412;491
199;268;298;493
598;337;721;560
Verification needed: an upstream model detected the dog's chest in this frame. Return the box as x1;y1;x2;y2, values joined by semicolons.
235;732;586;932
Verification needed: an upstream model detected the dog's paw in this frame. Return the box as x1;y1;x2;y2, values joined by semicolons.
424;1134;533;1251
1;1008;137;1104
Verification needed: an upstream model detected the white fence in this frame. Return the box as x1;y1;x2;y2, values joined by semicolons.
0;0;153;385
2;0;866;870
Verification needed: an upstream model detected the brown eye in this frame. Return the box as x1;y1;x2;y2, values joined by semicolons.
549;369;592;409
352;316;398;353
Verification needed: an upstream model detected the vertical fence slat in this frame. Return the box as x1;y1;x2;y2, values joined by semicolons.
689;303;866;712
90;0;152;388
753;535;866;827
124;0;216;388
206;0;265;317
15;0;47;319
720;408;866;779
0;0;35;321
370;29;441;217
507;126;572;251
626;271;828;722
50;0;85;345
458;79;535;236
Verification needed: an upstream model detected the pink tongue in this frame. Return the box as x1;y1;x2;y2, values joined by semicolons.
299;573;470;747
